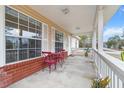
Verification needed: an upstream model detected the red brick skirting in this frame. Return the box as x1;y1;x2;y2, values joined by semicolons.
0;51;68;88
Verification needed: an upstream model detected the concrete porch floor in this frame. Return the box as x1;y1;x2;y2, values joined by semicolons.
9;52;97;88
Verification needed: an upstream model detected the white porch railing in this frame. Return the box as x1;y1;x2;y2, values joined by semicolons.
93;49;124;88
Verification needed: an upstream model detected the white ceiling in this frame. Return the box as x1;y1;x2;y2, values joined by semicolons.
30;5;96;36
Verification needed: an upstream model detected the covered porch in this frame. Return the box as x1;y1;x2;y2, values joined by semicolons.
9;50;96;88
0;5;124;88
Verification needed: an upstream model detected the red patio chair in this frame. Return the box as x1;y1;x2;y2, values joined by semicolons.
53;52;65;67
42;51;57;73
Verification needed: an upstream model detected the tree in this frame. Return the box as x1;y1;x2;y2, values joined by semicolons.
106;35;120;49
79;35;88;48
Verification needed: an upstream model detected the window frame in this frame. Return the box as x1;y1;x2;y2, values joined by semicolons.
55;30;64;52
5;6;43;64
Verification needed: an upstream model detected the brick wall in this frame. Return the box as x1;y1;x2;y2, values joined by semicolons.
0;51;68;88
0;57;47;88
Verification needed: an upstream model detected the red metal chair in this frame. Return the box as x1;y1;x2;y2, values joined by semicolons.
42;51;57;73
42;51;52;57
53;52;65;67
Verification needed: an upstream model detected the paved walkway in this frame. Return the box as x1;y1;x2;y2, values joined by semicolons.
9;51;96;88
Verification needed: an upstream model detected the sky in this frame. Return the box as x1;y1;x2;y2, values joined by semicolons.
103;5;124;42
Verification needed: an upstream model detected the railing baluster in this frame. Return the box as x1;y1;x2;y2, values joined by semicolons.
113;72;115;88
105;63;107;76
108;68;110;88
111;70;113;88
94;51;95;62
114;75;117;88
103;61;106;77
109;69;112;88
117;77;119;88
96;54;98;70
106;65;108;76
99;56;101;74
99;57;101;74
94;52;96;63
122;82;124;88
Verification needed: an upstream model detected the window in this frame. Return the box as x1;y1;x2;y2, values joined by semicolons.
19;38;28;48
55;31;64;52
19;49;28;60
29;49;36;58
6;36;18;63
5;6;42;63
5;7;18;23
6;36;19;49
29;17;36;28
19;38;29;60
36;40;41;48
36;40;41;57
5;21;19;36
29;28;36;38
19;25;28;36
6;50;18;63
29;39;35;48
19;13;28;26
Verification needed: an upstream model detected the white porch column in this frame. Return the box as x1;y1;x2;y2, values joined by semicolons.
92;30;96;49
76;40;79;48
0;6;5;66
98;6;104;52
68;35;72;55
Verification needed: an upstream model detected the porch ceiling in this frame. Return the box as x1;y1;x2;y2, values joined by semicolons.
29;5;96;35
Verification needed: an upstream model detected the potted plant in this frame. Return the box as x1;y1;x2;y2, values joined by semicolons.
91;76;111;88
84;47;89;57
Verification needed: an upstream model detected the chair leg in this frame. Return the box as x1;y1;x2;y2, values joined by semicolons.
59;59;63;67
49;65;51;73
54;63;57;70
62;58;65;65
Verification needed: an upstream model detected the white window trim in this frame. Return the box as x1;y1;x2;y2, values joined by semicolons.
63;33;67;50
68;35;72;55
51;27;55;52
0;6;5;67
42;22;49;51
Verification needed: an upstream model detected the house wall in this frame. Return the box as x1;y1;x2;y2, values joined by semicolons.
0;5;75;87
10;5;79;52
10;5;71;51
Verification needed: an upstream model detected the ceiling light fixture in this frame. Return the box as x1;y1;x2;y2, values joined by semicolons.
61;8;70;15
76;27;80;30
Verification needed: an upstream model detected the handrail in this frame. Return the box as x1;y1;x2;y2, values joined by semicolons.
93;49;124;88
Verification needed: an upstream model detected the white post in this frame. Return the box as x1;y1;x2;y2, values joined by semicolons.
77;39;79;48
92;30;96;49
0;6;5;67
68;35;72;55
98;6;104;52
